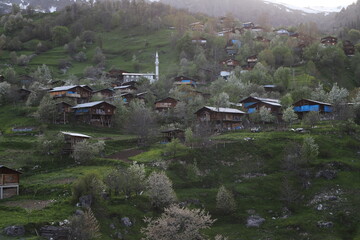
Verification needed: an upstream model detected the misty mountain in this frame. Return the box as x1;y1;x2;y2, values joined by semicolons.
160;0;338;30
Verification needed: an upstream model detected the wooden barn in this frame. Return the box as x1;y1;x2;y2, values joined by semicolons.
72;101;116;127
49;85;93;103
155;97;179;112
61;132;91;153
113;85;137;93
293;99;333;118
343;40;355;56
195;106;246;131
0;166;21;199
55;102;73;124
240;96;281;115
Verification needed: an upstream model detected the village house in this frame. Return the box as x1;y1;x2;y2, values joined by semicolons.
243;22;255;29
246;55;258;68
321;36;337;46
49;85;93;104
123;73;156;83
195;106;246;131
343;40;355;56
155;97;179;112
174;76;197;87
255;36;271;44
189;22;205;32
93;88;115;99
220;58;240;68
55;102;73;124
61;132;91;153
0;166;21;199
113;85;137;93
239;96;282;116
72;101;116;127
293;99;333;118
225;39;241;55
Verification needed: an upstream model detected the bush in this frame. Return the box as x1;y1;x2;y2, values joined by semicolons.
72;140;105;163
216;185;236;214
72;173;105;203
70;208;101;240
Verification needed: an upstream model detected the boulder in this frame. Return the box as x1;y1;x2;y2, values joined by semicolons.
246;215;265;227
121;217;132;227
316;170;337;180
317;221;334;228
79;195;93;208
40;225;70;240
3;225;25;237
75;209;84;216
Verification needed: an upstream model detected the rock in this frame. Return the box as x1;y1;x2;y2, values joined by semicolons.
317;221;334;228
110;223;116;230
246;215;265;227
40;225;70;240
121;217;132;227
281;207;292;218
316;170;337;180
75;210;84;216
115;232;123;239
79;195;93;208
3;225;25;237
316;204;324;211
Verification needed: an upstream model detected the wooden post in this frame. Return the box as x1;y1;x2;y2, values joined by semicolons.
0;187;3;199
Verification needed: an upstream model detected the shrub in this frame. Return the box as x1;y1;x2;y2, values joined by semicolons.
146;171;177;209
72;140;105;163
70;208;101;240
216;185;236;214
72;173;105;203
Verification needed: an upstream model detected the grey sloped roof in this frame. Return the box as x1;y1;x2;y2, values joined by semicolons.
72;101;105;109
202;106;246;114
49;85;78;92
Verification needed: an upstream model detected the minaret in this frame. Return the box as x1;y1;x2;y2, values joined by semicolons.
155;51;159;81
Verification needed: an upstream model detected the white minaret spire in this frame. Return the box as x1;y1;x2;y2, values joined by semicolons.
155;51;159;81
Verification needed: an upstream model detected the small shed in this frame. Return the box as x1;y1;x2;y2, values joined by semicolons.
239;96;281;114
161;129;185;142
61;132;91;153
0;166;22;199
321;36;337;46
155;97;179;112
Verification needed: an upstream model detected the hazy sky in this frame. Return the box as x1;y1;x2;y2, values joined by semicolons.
278;0;355;7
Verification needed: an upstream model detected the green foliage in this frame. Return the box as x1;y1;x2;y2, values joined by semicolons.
72;173;105;203
51;26;71;46
300;136;319;163
282;106;298;125
72;140;105;163
216;185;236;214
70;208;101;240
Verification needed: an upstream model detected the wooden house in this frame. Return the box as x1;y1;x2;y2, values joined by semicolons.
244;55;258;69
174;76;197;87
61;132;91;153
49;85;93;103
343;40;355;56
93;88;115;99
155;97;179;112
220;59;240;68
113;85;137;93
55;102;73;124
195;106;246;131
255;36;271;44
0;166;21;199
225;39;241;55
321;36;337;46
189;22;205;32
72;101;116;127
161;129;185;142
293;99;332;118
243;22;255;29
240;96;281;115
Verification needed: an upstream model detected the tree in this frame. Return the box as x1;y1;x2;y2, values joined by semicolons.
35;95;56;123
282;106;298;126
128;161;147;195
125;100;156;146
259;106;275;124
70;208;101;240
184;128;195;148
72;173;105;204
72;140;105;163
0;82;11;105
92;47;106;66
348;29;360;44
146;171;177;209
353;92;360;125
51;26;70;46
163;138;185;159
310;84;328;102
274;67;291;90
300;136;319;164
212;92;230;109
216;185;236;214
31;64;52;85
141;204;215;240
302;111;320;128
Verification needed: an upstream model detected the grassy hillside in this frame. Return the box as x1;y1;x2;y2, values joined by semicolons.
0;103;359;239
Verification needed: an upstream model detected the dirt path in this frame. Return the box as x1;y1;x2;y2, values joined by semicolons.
107;149;144;162
2;199;55;210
